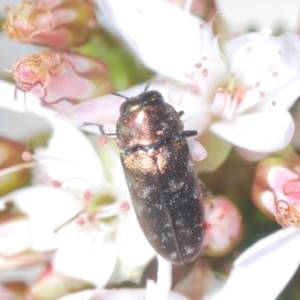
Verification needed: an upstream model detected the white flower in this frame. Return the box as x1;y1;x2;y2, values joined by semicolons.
207;227;300;300
0;80;155;286
97;0;300;168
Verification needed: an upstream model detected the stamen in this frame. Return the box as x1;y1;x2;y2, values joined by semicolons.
75;216;85;226
53;209;85;233
0;161;37;177
21;151;92;187
28;152;74;168
56;176;90;185
84;190;92;202
120;201;130;212
22;151;33;161
98;136;107;145
227;74;236;96
3;68;12;73
201;69;208;77
51;180;62;188
96;202;121;219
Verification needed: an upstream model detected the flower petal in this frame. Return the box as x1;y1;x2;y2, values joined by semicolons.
115;212;155;268
255;32;300;111
54;230;117;287
97;0;203;81
187;139;207;162
0;80;105;185
58;288;190;300
227;32;296;94
0;215;31;256
194;26;229;100
36;115;105;186
211;227;300;300
210;107;294;152
0;251;46;271
10;186;82;251
194;130;231;172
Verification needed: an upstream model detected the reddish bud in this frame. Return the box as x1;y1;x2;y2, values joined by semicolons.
202;196;243;256
12;49;113;110
4;0;97;48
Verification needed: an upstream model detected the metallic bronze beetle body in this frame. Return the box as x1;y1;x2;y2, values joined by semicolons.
110;88;204;264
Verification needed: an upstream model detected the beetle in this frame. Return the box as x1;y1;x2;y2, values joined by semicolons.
84;85;204;264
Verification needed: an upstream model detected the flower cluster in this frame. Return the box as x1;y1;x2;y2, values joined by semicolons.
1;0;300;299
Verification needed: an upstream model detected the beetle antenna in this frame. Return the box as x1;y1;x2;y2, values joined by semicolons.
144;83;150;91
111;92;129;100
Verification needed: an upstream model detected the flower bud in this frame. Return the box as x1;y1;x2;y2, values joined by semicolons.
252;155;300;228
3;0;97;48
202;196;243;256
12;49;113;110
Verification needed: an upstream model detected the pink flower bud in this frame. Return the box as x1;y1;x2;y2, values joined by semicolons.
12;49;113;110
252;156;300;228
202;196;243;256
3;0;97;48
0;137;31;197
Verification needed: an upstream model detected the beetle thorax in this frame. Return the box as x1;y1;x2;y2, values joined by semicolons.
116;103;183;150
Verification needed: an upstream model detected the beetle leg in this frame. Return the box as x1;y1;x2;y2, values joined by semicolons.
182;130;198;137
178;111;184;117
198;180;206;190
81;122;117;139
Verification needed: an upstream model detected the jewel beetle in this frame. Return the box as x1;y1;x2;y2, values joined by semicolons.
85;85;204;264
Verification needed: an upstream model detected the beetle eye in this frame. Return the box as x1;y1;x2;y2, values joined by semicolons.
119;102;126;114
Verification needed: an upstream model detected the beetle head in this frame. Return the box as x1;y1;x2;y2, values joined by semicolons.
120;90;165;114
112;85;165;116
